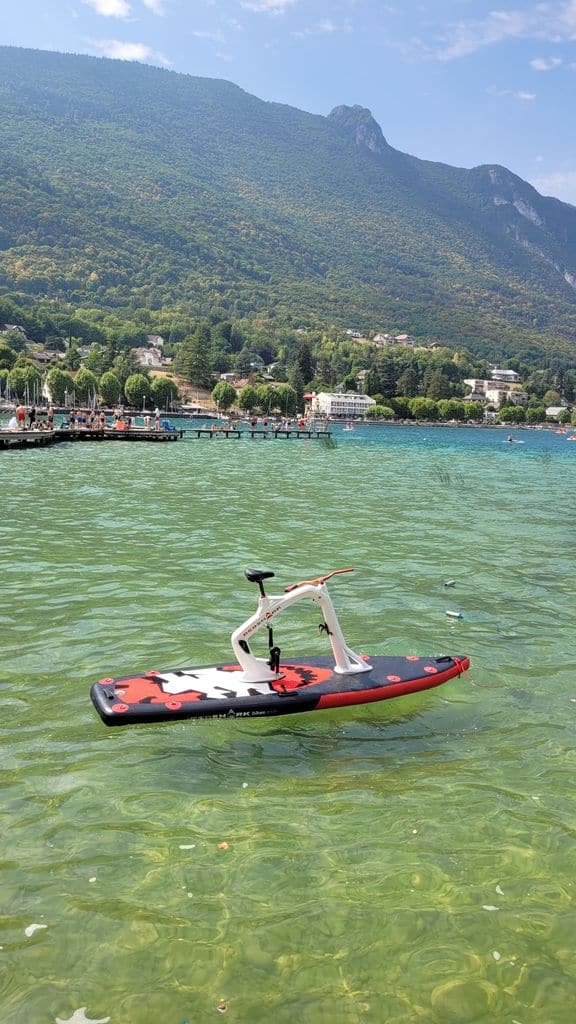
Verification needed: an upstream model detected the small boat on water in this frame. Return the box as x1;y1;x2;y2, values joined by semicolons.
91;568;470;726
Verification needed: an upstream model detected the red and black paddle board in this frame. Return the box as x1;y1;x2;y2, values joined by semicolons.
90;654;470;726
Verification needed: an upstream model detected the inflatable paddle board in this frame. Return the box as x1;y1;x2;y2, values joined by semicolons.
90;568;470;726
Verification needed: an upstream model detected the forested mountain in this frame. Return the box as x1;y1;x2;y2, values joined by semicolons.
1;45;576;363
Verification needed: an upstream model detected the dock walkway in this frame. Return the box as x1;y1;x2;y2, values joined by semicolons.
186;428;332;440
0;427;182;450
1;425;332;451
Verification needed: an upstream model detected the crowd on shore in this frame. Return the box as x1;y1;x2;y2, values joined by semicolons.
4;404;165;432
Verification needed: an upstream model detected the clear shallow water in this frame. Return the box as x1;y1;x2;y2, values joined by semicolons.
1;423;575;1024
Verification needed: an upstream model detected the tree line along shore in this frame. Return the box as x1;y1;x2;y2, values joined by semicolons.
1;293;575;428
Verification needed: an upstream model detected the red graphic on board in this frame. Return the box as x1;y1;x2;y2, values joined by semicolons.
109;664;333;707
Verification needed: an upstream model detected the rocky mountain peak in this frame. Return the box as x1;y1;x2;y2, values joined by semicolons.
328;104;389;155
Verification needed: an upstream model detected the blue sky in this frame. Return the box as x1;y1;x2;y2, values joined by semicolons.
3;1;576;204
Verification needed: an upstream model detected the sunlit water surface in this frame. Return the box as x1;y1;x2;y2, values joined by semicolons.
1;422;575;1024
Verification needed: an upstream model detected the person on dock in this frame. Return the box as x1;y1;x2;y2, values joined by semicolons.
154;407;161;431
47;406;54;429
28;404;36;430
7;414;19;431
99;410;106;431
69;408;76;430
16;405;26;430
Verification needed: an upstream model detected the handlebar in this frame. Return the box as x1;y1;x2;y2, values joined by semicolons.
284;567;355;592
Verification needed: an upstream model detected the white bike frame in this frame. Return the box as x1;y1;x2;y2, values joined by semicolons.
230;570;372;684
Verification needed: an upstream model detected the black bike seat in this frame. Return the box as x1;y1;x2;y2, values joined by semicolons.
245;569;275;584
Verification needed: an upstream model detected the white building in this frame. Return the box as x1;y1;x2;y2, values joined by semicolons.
311;392;376;419
492;367;520;383
464;378;510;394
464;377;527;408
485;387;528;408
134;346;164;369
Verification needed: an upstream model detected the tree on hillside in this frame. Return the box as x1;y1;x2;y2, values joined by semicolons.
84;344;106;376
124;373;151;408
396;364;419;397
438;398;466;421
98;371;121;407
500;405;526;423
271;383;297;415
73;368;99;404
64;340;82;371
329;351;348;388
1;329;26;352
0;341;17;370
390;396;411;419
365;404;394;419
212;380;237;412
151;376;179;409
364;365;381;398
287;365;305;412
341;373;357;393
112;326;148;349
554;369;565;398
177;327;212;387
297;340;314;384
7;364;42;401
46;367;74;405
256;384;274;414
0;337;20;370
426;369;452;401
315;350;332;388
238;384;258;414
233;348;253;376
463;402;484;421
112;351;139;388
409;397;439;421
377;354;397;400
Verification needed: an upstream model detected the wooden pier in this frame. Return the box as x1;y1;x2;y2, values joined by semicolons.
0;424;331;451
56;427;182;443
0;427;182;450
186;427;332;440
0;429;56;450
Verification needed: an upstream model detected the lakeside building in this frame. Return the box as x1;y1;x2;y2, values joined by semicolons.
308;391;376;419
546;405;569;420
464;370;527;408
485;387;528;407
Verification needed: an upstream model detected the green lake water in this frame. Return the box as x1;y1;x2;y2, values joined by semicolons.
1;423;575;1024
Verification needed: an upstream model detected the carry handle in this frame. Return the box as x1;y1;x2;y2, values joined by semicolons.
284;567;355;592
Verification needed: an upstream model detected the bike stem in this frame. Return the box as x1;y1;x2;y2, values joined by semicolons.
230;582;372;684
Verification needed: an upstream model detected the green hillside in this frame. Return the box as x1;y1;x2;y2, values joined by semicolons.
1;46;575;363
